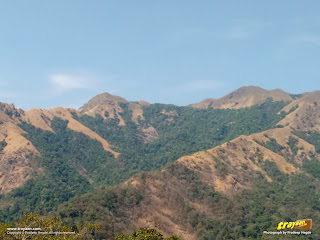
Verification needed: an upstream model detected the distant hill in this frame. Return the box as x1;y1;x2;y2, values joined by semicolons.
0;86;320;239
190;86;293;109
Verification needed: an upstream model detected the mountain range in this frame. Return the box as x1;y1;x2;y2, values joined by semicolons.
0;86;319;239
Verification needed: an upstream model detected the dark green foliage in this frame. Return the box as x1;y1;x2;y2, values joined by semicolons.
242;163;248;170
3;175;90;222
142;101;288;146
0;212;101;240
58;186;143;239
19;117;115;185
287;136;299;155
261;160;283;180
213;158;230;178
166;163;221;201
0;139;7;152
290;94;303;100
166;163;320;239
0;104;21;117
287;104;299;114
57;162;223;240
261;137;285;155
116;228;181;240
255;147;264;163
303;157;320;180
178;164;320;239
140;101;288;167
294;131;320;153
60;187;143;221
229;174;320;239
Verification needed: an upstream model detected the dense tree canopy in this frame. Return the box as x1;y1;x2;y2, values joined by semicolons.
115;228;180;240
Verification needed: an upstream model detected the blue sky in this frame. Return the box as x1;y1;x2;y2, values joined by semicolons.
1;1;320;109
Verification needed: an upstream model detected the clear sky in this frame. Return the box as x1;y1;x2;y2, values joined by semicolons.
1;1;320;109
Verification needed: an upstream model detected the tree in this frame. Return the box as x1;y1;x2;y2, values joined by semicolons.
115;228;181;240
0;213;99;240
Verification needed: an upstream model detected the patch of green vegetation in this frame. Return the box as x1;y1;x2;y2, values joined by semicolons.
56;163;223;239
0;212;101;239
290;94;303;100
0;139;7;152
303;157;320;180
261;160;283;180
287;104;299;114
58;186;144;239
177;163;320;239
255;147;264;163
287;136;299;155
116;228;181;240
167;163;221;201
213;158;230;178
242;163;249;170
261;137;285;155
19;117;116;185
294;131;320;153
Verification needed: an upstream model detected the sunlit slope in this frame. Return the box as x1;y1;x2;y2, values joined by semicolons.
0;104;39;194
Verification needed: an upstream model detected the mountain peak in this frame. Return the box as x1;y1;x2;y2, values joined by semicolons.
78;93;149;126
0;102;24;118
191;86;293;109
79;92;128;113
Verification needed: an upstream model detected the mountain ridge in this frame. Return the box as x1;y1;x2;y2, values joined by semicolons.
190;86;294;109
1;86;320;239
0;86;318;195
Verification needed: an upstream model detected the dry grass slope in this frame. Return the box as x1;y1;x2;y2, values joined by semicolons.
0;105;40;194
278;91;320;131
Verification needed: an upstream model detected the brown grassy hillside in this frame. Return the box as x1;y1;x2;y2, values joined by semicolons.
0;104;40;194
278;91;320;131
